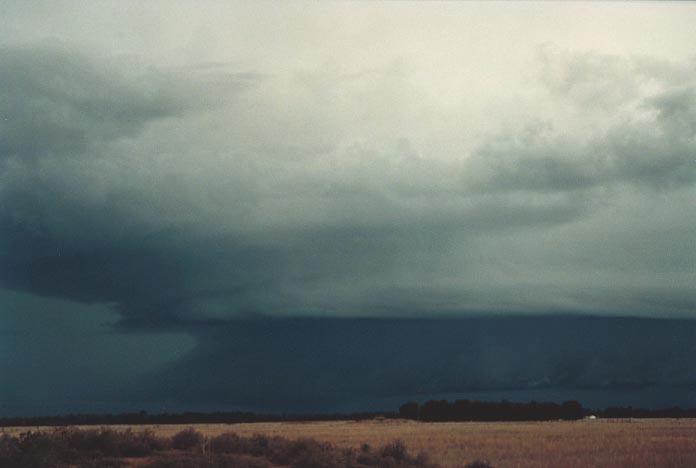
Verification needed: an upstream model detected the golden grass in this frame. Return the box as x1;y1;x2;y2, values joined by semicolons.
5;418;696;467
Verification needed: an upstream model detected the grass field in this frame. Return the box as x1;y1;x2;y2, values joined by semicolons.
5;418;696;467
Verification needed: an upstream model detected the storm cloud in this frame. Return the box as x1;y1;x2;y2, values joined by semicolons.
1;1;696;414
141;316;696;412
2;43;694;325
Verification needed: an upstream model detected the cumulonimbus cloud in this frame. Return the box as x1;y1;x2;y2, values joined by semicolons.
1;44;695;329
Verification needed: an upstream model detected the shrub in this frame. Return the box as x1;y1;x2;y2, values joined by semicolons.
464;461;493;468
210;432;242;453
76;458;126;467
290;448;340;468
0;427;439;468
171;428;204;450
243;434;270;456
0;434;21;466
144;453;273;468
414;452;433;466
275;437;327;465
381;439;408;461
55;427;165;457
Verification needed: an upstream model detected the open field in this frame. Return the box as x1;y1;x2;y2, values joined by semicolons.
4;418;696;467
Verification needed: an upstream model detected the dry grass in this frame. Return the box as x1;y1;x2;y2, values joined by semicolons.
4;418;696;467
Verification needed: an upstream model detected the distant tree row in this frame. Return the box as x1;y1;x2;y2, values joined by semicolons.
400;400;696;421
598;406;696;419
0;410;394;428
5;401;696;428
398;399;585;422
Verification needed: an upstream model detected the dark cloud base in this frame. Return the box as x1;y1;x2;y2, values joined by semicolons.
130;315;696;414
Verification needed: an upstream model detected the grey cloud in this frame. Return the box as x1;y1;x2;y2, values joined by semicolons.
0;44;185;160
467;55;696;194
134;317;696;412
0;289;195;417
1;44;695;330
2;4;696;417
648;85;696;136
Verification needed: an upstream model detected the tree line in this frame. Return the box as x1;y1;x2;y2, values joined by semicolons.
0;410;392;428
4;400;696;427
398;400;584;421
398;400;696;421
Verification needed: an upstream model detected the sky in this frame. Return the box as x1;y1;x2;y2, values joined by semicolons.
1;1;696;416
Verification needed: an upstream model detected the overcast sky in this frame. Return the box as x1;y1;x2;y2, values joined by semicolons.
1;1;696;415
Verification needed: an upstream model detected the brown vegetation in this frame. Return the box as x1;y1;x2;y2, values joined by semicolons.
4;418;696;467
0;426;438;468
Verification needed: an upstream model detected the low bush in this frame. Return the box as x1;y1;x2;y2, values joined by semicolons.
171;427;204;450
464;461;493;468
0;427;441;468
209;432;242;453
144;453;273;468
382;439;408;461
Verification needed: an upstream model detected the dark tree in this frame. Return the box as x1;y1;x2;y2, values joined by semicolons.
399;402;420;420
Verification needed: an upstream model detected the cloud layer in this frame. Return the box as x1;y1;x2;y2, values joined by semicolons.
1;1;696;414
1;42;695;328
145;316;696;412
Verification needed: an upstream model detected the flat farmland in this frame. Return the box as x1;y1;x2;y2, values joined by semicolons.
5;418;696;467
